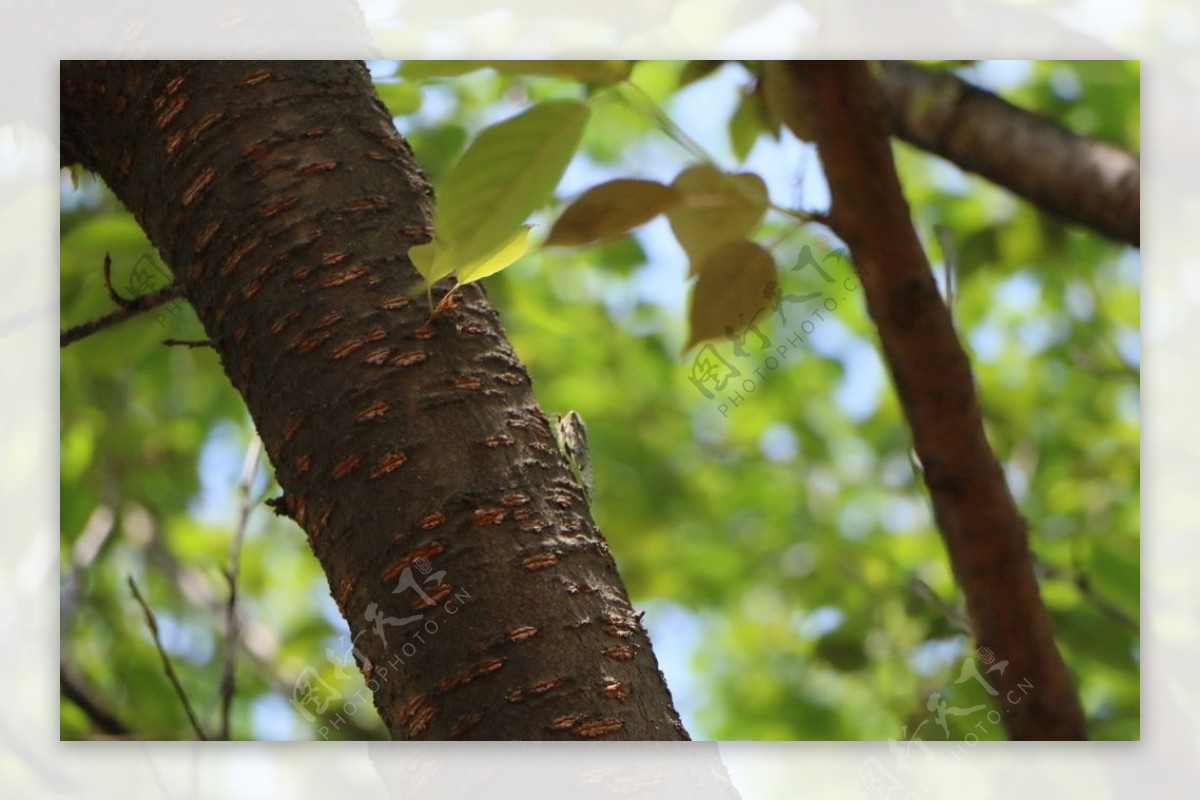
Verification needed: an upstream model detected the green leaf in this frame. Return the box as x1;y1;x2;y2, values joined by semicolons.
435;99;589;270
400;60;631;84
409;225;536;287
375;81;422;116
546;179;680;247
408;240;450;285
666;164;769;276
685;239;776;351
408;124;468;184
729;89;769;162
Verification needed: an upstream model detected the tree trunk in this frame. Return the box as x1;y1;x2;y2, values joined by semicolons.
61;60;688;741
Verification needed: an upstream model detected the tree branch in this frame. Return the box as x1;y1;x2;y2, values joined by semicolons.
127;576;209;740
795;60;1087;740
60;283;184;347
877;60;1139;248
102;252;135;309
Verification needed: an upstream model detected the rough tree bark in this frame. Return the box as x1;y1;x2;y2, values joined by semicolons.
61;60;688;741
794;61;1088;740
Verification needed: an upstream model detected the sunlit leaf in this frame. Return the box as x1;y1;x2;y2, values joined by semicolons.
546;179;680;247
435;99;589;269
666;165;768;276
409;225;536;287
456;224;535;285
685;239;776;351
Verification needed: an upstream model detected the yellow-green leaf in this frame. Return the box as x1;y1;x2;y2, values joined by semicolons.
436;99;590;270
409;226;536;288
729;89;770;162
762;61;816;141
686;240;777;351
546;179;680;247
400;60;631;84
666;164;768;276
456;224;535;285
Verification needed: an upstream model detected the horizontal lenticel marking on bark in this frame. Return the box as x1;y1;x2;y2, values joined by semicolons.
355;399;388;421
473;508;505;526
188;110;225;142
331;337;367;359
155;93;188;128
368;451;407;478
181;167;216;206
258;196;300;218
363;346;392;365
331;453;362;480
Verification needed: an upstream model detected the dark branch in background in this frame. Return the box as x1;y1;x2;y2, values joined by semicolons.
101;252;135;309
60;283;183;347
910;578;973;636
140;531;387;739
60;664;130;737
1039;561;1139;632
794;61;1087;740
219;436;263;740
127;576;209;740
162;338;214;348
877;60;1140;248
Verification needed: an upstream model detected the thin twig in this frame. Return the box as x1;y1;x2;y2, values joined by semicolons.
219;435;262;740
910;578;973;636
616;81;713;167
102;252;134;310
1039;561;1139;632
61;284;184;347
1068;345;1140;380
136;528;386;739
127;576;208;740
162;338;214;349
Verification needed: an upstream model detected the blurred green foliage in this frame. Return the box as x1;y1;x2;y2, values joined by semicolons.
60;60;1138;741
